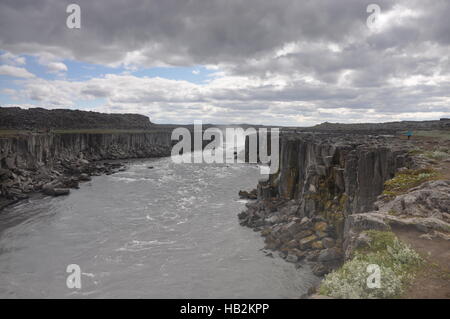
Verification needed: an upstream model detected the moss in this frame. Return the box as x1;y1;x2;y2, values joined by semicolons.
339;194;348;210
423;150;449;160
53;129;162;134
383;168;439;198
388;209;398;216
356;230;396;254
0;130;30;136
408;148;423;156
319;231;423;299
285;167;299;198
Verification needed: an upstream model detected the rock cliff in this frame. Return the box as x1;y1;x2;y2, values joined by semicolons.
0;130;174;209
0;131;173;169
239;132;413;276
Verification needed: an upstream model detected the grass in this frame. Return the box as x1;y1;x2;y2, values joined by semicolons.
383;168;439;198
0;129;172;136
0;129;29;137
319;230;423;299
413;130;450;140
53;129;156;134
423;150;449;160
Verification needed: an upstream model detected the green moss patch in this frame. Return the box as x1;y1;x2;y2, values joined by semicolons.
423;150;449;161
383;168;439;198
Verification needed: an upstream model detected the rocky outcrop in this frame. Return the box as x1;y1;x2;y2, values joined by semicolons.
239;132;412;277
238;189;257;200
342;180;450;258
375;180;450;221
0;130;174;209
0;107;153;130
0;131;174;167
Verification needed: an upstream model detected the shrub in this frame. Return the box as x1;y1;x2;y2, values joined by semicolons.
319;231;423;299
319;257;403;299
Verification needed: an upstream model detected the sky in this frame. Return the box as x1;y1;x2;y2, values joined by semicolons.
0;0;449;126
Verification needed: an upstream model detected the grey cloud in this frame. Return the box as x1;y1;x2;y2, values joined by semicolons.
1;0;450;124
0;0;397;65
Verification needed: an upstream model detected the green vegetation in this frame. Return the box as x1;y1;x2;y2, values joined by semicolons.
383;168;439;198
319;231;423;299
413;130;450;140
0;129;171;136
407;145;449;161
423;150;449;161
53;129;154;134
407;148;423;156
0;130;29;137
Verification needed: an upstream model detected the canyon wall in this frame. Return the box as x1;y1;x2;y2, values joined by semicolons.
0;130;175;208
0;131;174;170
259;133;410;216
240;133;412;276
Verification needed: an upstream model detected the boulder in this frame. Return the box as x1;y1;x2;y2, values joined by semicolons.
42;182;70;196
299;234;317;249
318;248;343;262
314;221;328;232
312;263;329;276
79;173;91;181
344;212;390;233
285;254;298;263
294;229;314;240
311;241;324;250
322;237;336;248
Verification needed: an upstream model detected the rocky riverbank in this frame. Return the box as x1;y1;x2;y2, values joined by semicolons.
238;130;450;298
0;130;175;210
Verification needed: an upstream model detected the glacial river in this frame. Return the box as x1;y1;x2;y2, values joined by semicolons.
0;153;317;298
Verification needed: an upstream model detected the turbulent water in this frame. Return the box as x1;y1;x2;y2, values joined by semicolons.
0;152;318;298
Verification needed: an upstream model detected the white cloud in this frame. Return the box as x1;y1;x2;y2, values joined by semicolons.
35;53;68;75
1;88;16;95
46;62;68;73
0;65;35;78
7;68;449;125
0;52;26;66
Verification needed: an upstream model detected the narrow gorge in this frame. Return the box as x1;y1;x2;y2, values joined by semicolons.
239;130;450;298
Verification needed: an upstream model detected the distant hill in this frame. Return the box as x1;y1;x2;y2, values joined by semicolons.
283;119;450;135
0;107;153;130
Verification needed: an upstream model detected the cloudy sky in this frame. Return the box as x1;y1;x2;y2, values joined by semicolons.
0;0;449;125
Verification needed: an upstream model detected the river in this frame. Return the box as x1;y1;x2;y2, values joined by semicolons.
0;152;317;298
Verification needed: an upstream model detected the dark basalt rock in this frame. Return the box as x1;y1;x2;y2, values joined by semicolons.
238;189;257;200
239;132;413;278
0;131;175;207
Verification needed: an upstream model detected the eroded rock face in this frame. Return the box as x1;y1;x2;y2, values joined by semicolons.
0;131;173;169
0;131;174;205
239;133;412;277
342;180;450;258
267;133;410;215
375;180;450;221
